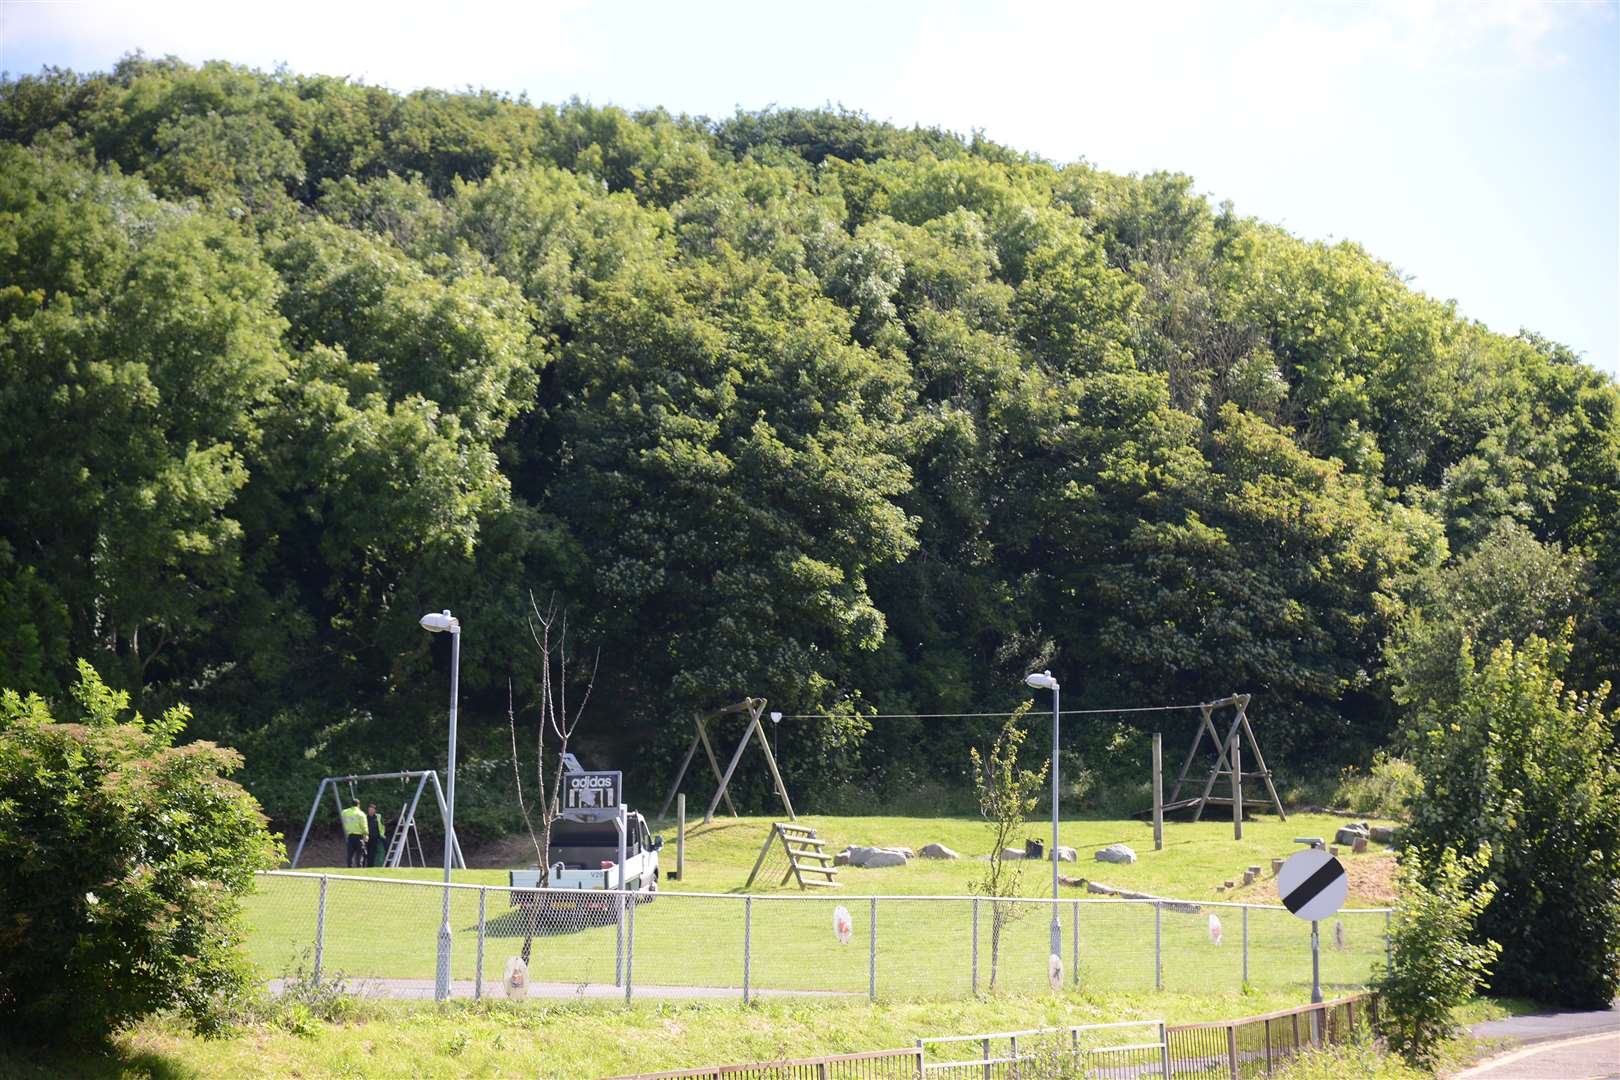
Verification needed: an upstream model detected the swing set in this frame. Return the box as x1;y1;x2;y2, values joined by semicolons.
289;769;467;870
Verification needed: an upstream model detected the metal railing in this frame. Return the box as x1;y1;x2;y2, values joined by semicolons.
597;996;1376;1080
1165;995;1374;1078
918;1019;1169;1079
245;871;1390;1003
602;1048;924;1079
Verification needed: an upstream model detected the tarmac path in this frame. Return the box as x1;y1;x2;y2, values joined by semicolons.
1462;1005;1619;1080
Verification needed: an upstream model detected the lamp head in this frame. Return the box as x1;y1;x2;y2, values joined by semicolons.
1025;670;1058;691
770;711;783;724
419;609;459;633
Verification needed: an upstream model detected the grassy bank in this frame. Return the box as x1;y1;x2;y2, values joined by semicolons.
246;812;1395;999
0;988;1317;1079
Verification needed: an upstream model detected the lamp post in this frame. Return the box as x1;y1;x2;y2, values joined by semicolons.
1025;670;1061;959
420;608;460;1003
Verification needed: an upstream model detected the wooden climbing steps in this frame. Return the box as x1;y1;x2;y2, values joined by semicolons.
745;822;842;890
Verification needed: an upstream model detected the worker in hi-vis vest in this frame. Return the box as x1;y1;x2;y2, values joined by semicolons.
341;798;367;868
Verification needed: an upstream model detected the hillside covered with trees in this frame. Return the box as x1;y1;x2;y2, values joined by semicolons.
2;56;1615;827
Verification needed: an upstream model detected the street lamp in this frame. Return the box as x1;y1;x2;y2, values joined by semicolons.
1025;669;1061;959
420;608;461;1003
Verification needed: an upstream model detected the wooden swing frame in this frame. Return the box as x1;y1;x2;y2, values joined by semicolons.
657;698;796;824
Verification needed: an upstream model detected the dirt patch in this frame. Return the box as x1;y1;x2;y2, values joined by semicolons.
1219;850;1397;906
1342;851;1397;905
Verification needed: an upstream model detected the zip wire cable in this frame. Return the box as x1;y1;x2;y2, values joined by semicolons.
776;703;1213;720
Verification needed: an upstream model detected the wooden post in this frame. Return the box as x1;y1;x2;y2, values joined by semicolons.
657;727;702;820
1192;706;1243;824
1235;696;1287;820
675;794;685;881
696;715;740;822
1232;733;1243;840
707;708;760;822
1152;732;1164;851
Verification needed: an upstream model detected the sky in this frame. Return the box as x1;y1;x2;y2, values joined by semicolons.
3;0;1617;377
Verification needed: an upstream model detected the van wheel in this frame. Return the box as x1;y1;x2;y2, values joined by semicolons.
637;870;659;905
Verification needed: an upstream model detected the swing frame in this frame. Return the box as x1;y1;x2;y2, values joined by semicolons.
289;770;467;870
657;698;796;824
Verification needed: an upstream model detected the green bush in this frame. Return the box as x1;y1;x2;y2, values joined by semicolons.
0;662;281;1041
1402;632;1620;1007
1373;846;1500;1066
1333;752;1422;817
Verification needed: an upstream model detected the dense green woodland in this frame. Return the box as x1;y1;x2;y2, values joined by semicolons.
2;57;1616;830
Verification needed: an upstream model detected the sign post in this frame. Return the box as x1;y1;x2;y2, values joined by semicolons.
1277;846;1348;1006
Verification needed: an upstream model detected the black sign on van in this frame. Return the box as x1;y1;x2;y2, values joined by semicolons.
563;770;622;812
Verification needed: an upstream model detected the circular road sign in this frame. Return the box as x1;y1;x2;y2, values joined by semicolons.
1277;848;1348;922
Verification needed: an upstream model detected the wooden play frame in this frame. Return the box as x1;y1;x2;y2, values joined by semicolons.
1158;693;1287;831
657;698;796;824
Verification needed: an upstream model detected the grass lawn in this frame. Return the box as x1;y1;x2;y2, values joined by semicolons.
245;813;1396;1001
0;988;1365;1079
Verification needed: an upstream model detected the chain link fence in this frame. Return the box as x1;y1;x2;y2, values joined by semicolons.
245;871;1389;1002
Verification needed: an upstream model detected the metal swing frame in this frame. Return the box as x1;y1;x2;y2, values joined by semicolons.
289;770;467;870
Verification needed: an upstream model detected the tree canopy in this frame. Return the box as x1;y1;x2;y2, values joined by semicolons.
1;57;1615;825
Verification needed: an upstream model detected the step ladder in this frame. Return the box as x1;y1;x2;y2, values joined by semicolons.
381;772;431;868
745;822;841;890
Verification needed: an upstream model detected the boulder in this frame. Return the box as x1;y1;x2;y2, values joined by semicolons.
1352;836;1368;854
1334;825;1369;846
918;843;960;860
1369;825;1400;844
1001;847;1026;860
1094;843;1137;865
1055;846;1078;862
833;850;851;866
846;845;910;868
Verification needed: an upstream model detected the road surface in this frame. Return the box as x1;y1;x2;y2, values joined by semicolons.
1463;1005;1619;1080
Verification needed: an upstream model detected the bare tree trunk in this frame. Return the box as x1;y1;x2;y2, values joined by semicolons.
513;592;599;966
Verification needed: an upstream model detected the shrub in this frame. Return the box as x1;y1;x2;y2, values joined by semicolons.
1402;632;1620;1006
1334;752;1422;818
0;662;281;1040
1374;846;1499;1066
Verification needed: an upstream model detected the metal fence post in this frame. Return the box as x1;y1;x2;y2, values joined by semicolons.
742;895;752;1004
1241;905;1249;986
475;886;487;1000
313;875;328;984
1071;900;1079;987
971;898;980;995
625;891;635;1004
1384;909;1391;967
1158;1021;1170;1080
1225;1024;1238;1080
1154;901;1162;991
868;897;878;1002
616;891;625;987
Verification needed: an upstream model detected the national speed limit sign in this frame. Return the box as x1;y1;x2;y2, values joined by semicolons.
1277;848;1348;922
